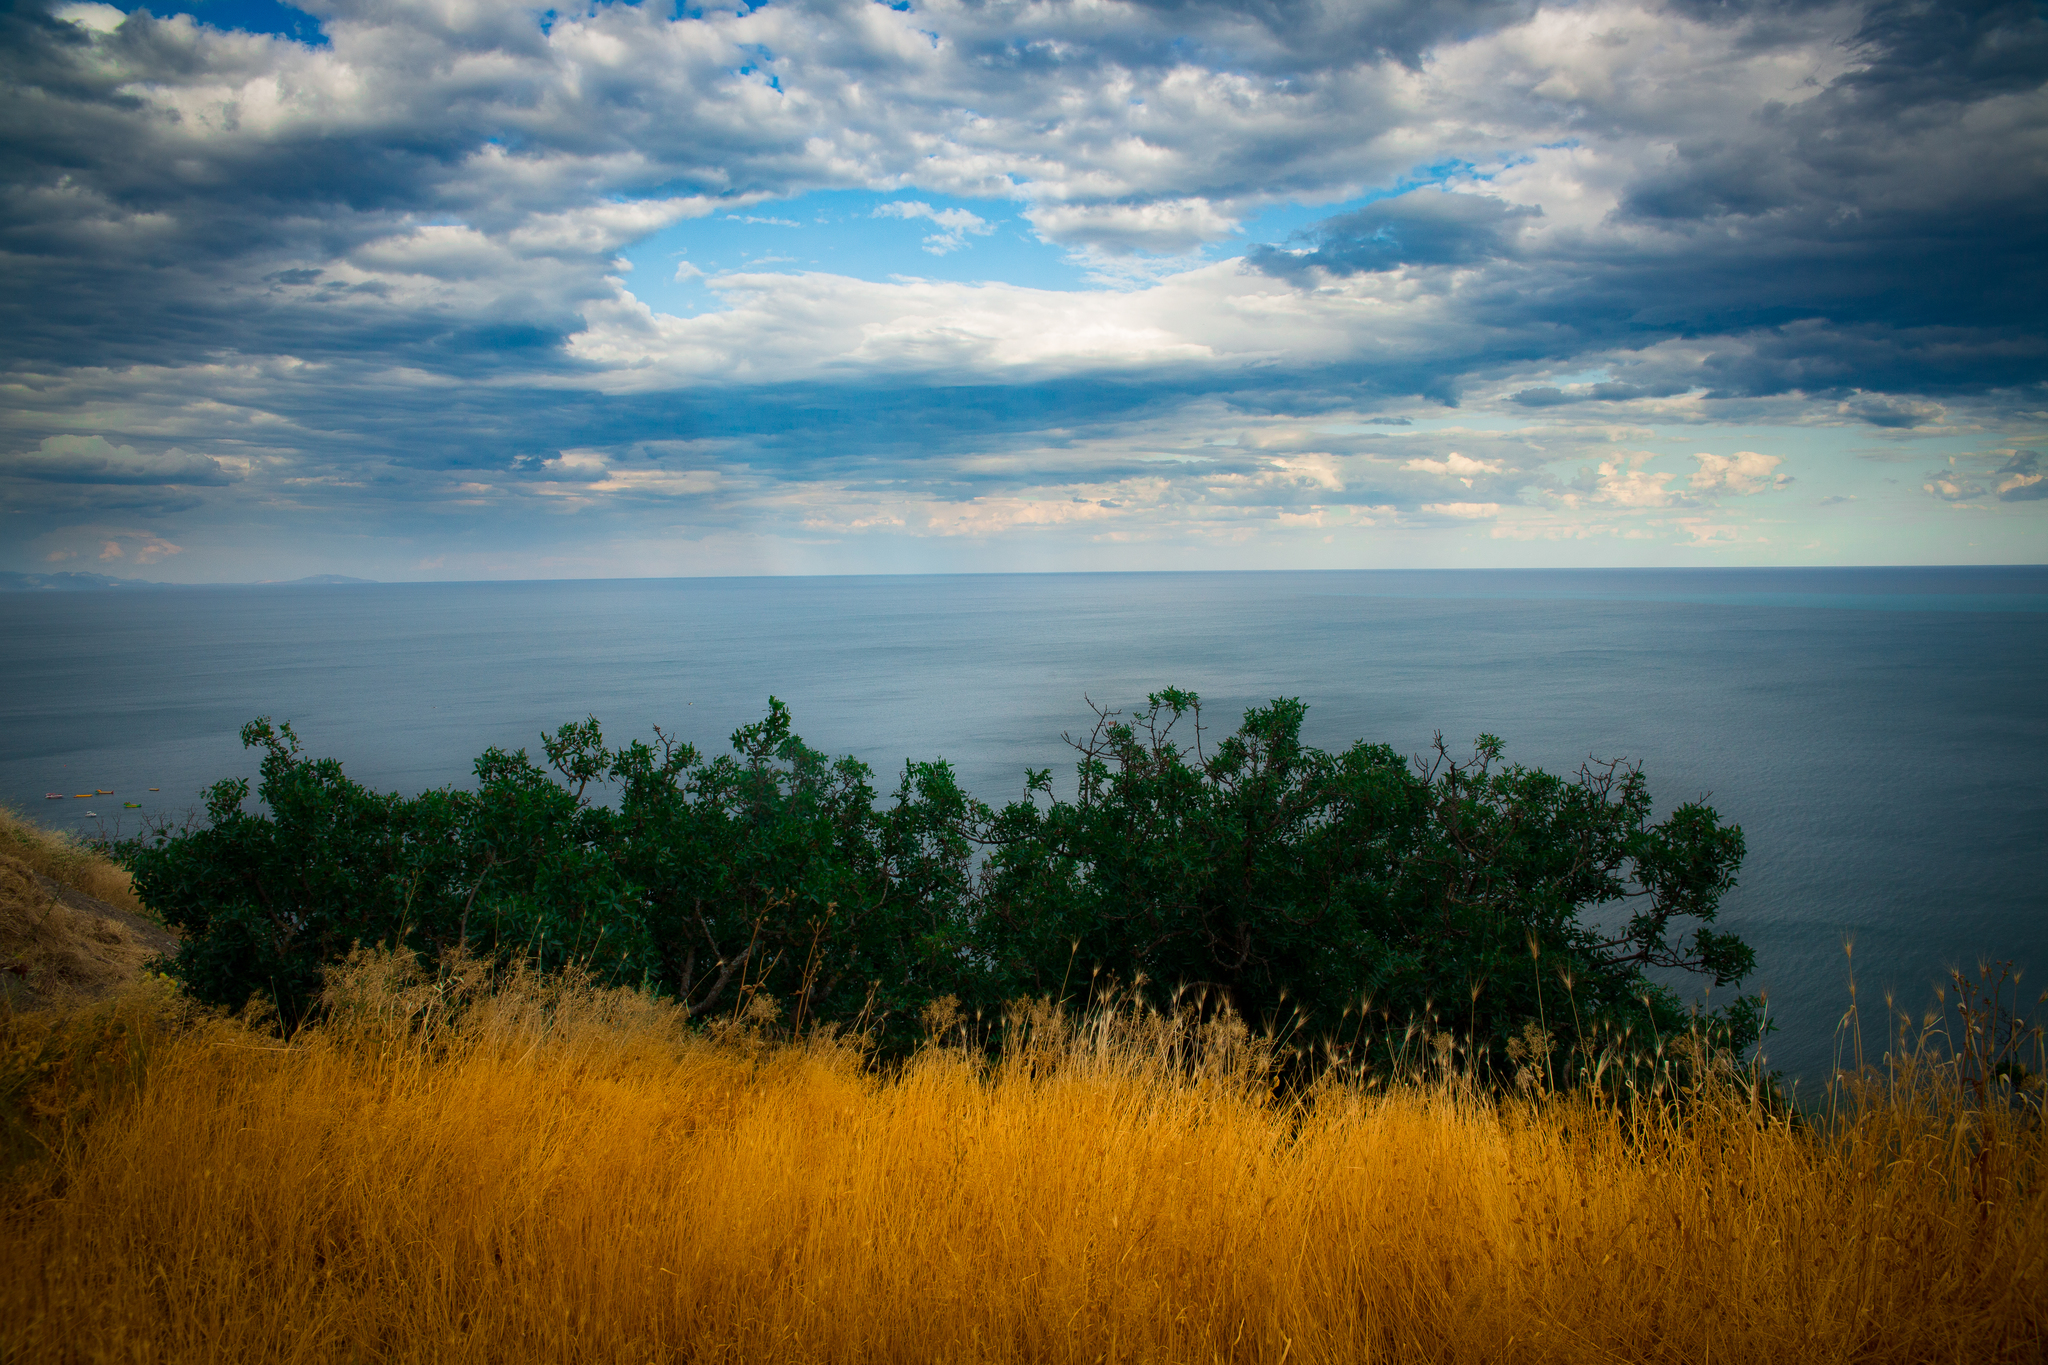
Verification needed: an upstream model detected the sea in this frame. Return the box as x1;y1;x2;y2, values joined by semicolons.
6;566;2044;1086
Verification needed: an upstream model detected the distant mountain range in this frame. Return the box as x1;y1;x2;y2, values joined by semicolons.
257;574;379;586
0;571;377;591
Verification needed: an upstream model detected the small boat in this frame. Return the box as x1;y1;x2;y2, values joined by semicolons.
73;793;93;799
148;787;159;792
123;802;142;809
95;789;113;795
44;793;63;800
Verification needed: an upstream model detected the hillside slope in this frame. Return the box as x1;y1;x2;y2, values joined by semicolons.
0;811;175;1009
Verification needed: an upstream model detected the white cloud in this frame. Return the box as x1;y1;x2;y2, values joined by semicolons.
52;1;123;30
1024;198;1242;256
5;0;2043;575
92;531;184;564
573;267;1271;384
1691;451;1789;496
1924;472;1984;501
535;449;719;503
507;199;731;255
1269;454;1345;491
544;450;611;480
872;201;995;254
568;252;1557;388
1404;452;1503;488
1593;456;1677;509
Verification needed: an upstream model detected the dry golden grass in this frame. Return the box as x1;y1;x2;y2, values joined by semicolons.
3;952;2042;1365
0;807;173;1010
0;806;144;913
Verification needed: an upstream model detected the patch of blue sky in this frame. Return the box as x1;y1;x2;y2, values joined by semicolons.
617;189;1095;313
1321;411;1530;436
1208;159;1482;261
1219;190;1398;248
106;0;326;42
620;168;1490;314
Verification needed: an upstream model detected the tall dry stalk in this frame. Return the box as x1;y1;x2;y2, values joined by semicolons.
2;951;2042;1364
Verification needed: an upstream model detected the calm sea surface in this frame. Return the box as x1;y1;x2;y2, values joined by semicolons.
7;567;2044;1084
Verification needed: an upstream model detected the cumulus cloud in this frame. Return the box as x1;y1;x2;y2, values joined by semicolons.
1404;452;1504;488
1690;452;1789;496
1589;456;1678;509
0;0;2042;572
1924;465;1987;502
13;0;2036;395
1995;450;2046;502
92;531;184;564
567;269;1251;383
1915;449;2045;506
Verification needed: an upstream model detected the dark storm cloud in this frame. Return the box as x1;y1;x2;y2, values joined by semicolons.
1247;0;2048;402
1247;193;1539;277
0;0;1534;380
1843;395;1944;429
0;0;805;378
4;441;232;485
12;0;2037;402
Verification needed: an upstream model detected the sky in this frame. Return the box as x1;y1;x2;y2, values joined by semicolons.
1;0;2044;581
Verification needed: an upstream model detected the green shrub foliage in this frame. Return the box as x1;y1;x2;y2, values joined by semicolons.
133;691;1759;1063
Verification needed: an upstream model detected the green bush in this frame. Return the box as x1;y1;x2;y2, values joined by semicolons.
133;691;1759;1066
971;690;1757;1069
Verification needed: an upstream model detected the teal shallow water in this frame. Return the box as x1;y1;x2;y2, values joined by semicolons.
7;566;2043;1084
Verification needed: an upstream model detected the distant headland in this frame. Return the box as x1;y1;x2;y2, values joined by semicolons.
0;572;376;591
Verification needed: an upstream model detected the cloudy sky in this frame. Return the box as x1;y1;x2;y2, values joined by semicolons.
2;0;2043;580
